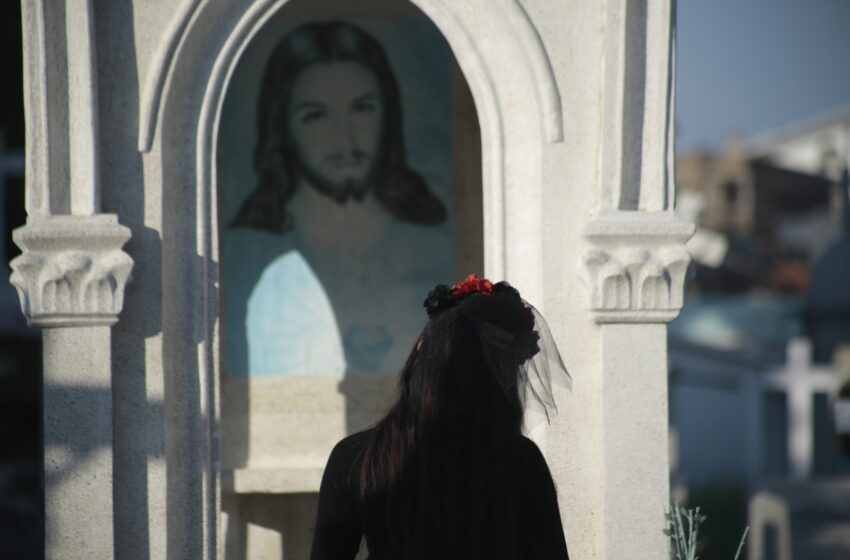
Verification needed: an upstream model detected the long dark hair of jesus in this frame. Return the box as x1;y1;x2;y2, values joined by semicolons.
358;293;533;560
230;21;446;233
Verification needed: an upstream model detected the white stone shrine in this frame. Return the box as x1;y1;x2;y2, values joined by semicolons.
11;0;692;558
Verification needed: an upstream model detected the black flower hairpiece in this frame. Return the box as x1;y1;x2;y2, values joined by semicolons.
423;274;521;319
423;284;456;319
421;275;572;428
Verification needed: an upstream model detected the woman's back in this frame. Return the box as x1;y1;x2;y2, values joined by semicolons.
310;429;569;560
310;277;570;559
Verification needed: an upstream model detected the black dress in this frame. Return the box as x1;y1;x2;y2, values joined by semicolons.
310;430;569;560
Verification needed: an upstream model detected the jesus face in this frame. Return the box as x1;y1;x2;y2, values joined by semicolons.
287;61;385;203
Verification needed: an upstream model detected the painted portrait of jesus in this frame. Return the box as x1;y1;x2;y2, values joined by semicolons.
221;19;455;378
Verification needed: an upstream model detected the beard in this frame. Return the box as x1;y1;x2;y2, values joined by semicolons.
296;155;379;205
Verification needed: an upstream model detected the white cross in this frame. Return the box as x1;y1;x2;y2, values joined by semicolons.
761;338;840;480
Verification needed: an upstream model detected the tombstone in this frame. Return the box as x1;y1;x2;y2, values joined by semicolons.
748;490;793;560
758;338;841;479
10;1;692;559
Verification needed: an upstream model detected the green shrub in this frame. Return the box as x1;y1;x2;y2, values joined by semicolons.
665;504;748;560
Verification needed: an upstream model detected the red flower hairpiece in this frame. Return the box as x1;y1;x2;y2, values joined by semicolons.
452;274;493;296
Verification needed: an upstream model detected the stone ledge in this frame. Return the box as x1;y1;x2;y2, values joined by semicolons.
10;215;133;328
222;466;325;495
581;210;695;243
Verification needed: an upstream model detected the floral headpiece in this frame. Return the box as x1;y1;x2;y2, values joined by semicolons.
452;274;493;296
421;274;571;428
423;274;519;319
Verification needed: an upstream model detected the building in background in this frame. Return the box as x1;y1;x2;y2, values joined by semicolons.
671;105;850;558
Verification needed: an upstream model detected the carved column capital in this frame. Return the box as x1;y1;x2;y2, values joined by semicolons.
579;211;694;324
10;215;133;328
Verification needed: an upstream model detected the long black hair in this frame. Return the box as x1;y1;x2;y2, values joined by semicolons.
231;21;446;233
358;290;537;560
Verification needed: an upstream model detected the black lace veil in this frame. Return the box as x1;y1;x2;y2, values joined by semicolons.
424;278;571;428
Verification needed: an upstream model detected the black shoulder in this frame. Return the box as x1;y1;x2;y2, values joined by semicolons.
332;429;372;454
518;436;546;460
516;436;556;480
326;430;373;473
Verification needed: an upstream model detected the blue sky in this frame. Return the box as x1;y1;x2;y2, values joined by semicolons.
676;0;850;152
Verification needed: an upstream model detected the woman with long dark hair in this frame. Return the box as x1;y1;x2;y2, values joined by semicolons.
311;275;570;559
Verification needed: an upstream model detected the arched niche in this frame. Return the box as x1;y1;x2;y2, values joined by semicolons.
143;0;562;556
215;11;488;557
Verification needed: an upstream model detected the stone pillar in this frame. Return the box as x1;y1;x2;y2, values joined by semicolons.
579;214;692;559
576;1;694;557
11;219;132;560
11;1;133;558
42;326;113;558
600;323;669;554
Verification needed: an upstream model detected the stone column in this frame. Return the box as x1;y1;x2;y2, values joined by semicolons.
11;214;132;560
577;1;694;557
580;213;692;559
11;1;133;558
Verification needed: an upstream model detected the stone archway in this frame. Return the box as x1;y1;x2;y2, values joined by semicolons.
146;0;564;556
